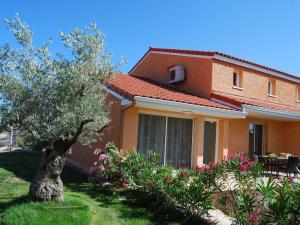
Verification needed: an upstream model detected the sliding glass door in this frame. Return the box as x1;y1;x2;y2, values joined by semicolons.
137;114;166;164
137;114;193;168
203;121;217;164
249;123;264;158
166;117;193;167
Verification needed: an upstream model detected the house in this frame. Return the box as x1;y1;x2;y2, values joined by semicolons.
68;47;300;172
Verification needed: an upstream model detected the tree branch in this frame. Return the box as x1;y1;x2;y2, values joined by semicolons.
72;118;94;143
96;124;107;133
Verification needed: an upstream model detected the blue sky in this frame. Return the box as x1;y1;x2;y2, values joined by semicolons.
1;0;300;75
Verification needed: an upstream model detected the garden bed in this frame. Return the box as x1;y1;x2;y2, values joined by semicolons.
90;143;300;225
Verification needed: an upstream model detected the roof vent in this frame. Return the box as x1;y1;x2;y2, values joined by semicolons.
168;66;185;83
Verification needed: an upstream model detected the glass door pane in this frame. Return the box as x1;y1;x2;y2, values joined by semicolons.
248;123;263;158
254;124;263;155
166;117;193;168
137;114;166;164
249;123;255;158
203;121;217;164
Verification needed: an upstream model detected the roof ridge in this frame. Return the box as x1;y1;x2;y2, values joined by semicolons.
146;47;300;81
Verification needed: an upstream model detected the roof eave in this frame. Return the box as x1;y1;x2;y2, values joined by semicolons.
213;54;300;84
134;96;246;119
101;85;133;106
242;104;300;121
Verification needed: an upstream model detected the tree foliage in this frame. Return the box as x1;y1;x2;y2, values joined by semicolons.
0;14;119;148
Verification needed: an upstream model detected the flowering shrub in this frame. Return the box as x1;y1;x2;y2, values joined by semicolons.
208;152;263;225
208;152;300;225
90;145;300;225
258;177;300;225
91;143;214;218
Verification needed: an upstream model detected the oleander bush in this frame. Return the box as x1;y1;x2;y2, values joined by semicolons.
90;143;300;225
90;143;214;218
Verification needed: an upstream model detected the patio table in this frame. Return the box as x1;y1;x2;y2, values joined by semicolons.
260;155;300;176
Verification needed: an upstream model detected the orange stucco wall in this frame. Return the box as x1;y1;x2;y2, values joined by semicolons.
228;117;300;156
68;53;300;172
131;52;213;98
282;122;300;155
68;94;123;171
121;106;139;151
121;106;230;167
212;60;300;108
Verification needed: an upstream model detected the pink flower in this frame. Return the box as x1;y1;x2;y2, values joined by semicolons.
239;154;245;162
248;214;260;224
288;177;294;182
89;162;100;174
93;148;100;155
210;162;219;169
227;152;237;159
99;154;108;161
240;164;247;172
196;165;210;173
248;161;255;168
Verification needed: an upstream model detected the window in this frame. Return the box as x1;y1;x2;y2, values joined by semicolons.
169;69;176;81
233;72;242;88
137;114;193;168
296;86;300;102
268;79;276;96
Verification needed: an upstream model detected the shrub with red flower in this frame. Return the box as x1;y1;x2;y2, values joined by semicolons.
248;213;260;225
196;165;210;173
89;144;300;225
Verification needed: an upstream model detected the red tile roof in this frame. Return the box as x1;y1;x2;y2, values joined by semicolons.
211;92;300;114
130;47;300;82
107;74;236;111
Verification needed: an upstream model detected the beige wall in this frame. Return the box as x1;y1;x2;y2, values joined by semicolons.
121;106;230;167
68;94;123;171
228;117;300;156
282;122;300;155
212;61;300;108
121;106;139;151
131;52;213;98
69;99;300;172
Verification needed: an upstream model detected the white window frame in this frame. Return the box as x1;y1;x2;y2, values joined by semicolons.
296;86;300;102
268;81;273;95
268;79;276;96
138;112;194;168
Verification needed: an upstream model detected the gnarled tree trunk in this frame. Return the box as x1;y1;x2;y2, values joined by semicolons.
29;142;72;201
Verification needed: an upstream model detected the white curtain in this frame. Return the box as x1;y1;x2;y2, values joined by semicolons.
137;114;166;164
166;117;193;168
137;114;193;167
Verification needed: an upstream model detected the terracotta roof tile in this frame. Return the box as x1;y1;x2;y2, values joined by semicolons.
211;92;300;114
107;74;236;111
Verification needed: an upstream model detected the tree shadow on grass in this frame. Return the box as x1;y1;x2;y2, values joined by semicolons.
66;182;209;225
0;152;41;182
0;195;29;214
0;152;209;225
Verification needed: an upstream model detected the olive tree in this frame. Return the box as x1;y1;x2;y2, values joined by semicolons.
0;15;119;201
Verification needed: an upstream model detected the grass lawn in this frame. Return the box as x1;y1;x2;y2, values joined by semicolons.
0;151;206;225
